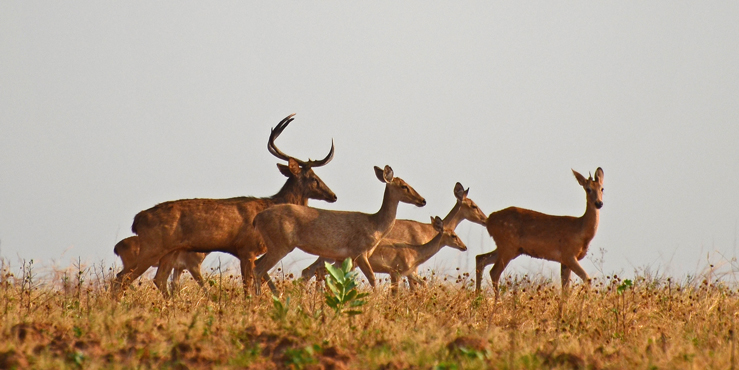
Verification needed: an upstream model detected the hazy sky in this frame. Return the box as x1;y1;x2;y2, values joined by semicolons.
1;2;738;283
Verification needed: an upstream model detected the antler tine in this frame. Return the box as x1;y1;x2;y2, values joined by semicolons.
267;114;296;162
305;139;334;168
267;113;334;168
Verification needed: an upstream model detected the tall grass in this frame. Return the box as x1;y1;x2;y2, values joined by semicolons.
0;255;737;369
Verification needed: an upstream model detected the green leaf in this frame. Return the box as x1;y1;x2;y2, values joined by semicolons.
349;300;366;307
325;263;345;284
345;289;357;301
341;258;353;272
325;279;341;297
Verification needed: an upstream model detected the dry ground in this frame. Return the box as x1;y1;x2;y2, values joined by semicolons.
0;259;737;369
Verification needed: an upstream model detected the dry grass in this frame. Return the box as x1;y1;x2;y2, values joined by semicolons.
0;257;737;369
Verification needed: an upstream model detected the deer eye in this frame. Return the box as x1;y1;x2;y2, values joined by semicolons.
401;185;408;190
601;188;604;192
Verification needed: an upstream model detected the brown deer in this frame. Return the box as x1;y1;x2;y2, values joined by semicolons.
300;182;487;282
252;165;426;295
475;167;604;298
113;236;206;291
112;114;337;298
370;216;467;294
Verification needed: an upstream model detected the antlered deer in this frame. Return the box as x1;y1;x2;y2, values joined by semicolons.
370;216;467;294
300;182;487;282
113;114;337;298
252;165;426;295
475;168;604;299
114;236;206;291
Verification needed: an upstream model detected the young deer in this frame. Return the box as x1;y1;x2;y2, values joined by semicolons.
113;114;337;298
252;165;426;295
114;236;206;291
300;182;487;282
370;216;467;294
475;167;604;298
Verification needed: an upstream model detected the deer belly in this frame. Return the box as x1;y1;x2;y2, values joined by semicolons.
298;244;353;260
519;246;561;262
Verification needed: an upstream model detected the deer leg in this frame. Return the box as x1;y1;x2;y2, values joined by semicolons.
475;250;498;294
563;257;591;287
253;249;292;296
301;257;331;281
560;264;572;292
115;262;137;282
187;265;205;287
407;272;426;290
389;273;400;295
238;254;278;296
169;266;183;294
353;254;377;288
112;239;165;295
488;256;512;301
239;257;255;294
154;252;178;298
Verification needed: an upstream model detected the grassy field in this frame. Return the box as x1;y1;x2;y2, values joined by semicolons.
0;258;737;370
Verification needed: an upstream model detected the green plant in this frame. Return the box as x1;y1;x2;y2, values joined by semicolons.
324;258;369;317
284;344;320;368
616;279;633;295
271;294;290;322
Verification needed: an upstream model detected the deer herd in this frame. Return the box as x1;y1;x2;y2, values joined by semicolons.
113;114;605;301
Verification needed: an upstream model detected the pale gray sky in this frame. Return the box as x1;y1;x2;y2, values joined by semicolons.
1;2;738;281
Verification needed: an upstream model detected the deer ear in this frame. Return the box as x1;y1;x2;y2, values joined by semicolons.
454;182;466;201
431;216;443;231
277;163;292;177
288;157;303;176
594;167;604;184
384;165;394;182
374;166;386;182
572;169;588;186
374;165;394;183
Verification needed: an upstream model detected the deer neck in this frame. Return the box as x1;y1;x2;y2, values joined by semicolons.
371;186;400;234
271;178;309;206
411;233;445;266
441;202;463;229
579;200;600;241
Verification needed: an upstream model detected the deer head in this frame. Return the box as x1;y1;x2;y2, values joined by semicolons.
374;165;426;207
453;182;487;225
270;114;337;203
431;216;467;251
573;167;604;209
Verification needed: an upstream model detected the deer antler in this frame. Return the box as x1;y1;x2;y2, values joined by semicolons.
267;114;334;168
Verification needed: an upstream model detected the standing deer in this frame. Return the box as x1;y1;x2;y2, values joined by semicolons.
252;165;426;295
300;182;487;282
114;236;206;291
113;114;337;298
475;167;604;299
370;216;467;294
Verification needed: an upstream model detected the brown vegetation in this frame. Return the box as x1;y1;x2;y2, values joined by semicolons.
1;258;737;369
